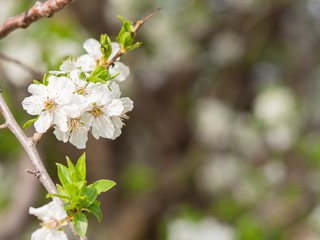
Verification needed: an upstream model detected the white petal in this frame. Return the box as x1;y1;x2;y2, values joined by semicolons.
22;96;43;115
31;228;49;240
109;42;120;60
83;38;103;60
29;200;67;222
69;129;89;149
69;69;82;85
60;60;76;72
52;110;68;132
48;229;68;240
53;127;69;143
121;97;134;112
110;118;123;140
76;54;97;72
28;84;47;96
31;228;68;240
92;116;114;139
109;62;130;82
107;99;124;116
107;82;121;99
34;112;52;133
63;104;81;118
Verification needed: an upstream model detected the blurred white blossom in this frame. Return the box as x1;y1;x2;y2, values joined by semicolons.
262;160;286;185
210;32;244;66
195;99;233;147
254;86;296;127
254;86;299;151
167;217;235;240
196;154;244;193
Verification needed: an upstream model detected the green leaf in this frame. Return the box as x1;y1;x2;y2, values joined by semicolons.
42;73;50;86
87;200;102;222
75;153;86;181
87;66;109;83
88;179;116;194
22;116;39;129
46;193;72;201
127;41;142;51
56;163;72;188
100;34;112;60
73;213;88;237
105;72;120;81
117;15;133;25
57;184;69;197
79;72;86;80
83;186;98;206
33;79;42;85
116;21;134;49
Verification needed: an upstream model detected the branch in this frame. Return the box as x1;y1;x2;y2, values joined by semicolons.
0;53;42;80
0;88;84;240
0;0;76;39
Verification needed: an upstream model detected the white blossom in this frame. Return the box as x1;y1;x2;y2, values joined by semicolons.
82;82;133;140
29;200;68;240
167;217;235;240
22;76;80;133
77;38;130;81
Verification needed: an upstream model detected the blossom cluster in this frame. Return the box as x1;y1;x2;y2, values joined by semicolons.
22;38;133;149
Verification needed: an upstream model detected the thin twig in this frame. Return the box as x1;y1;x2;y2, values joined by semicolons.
132;7;163;36
0;0;76;39
103;8;162;70
0;123;7;130
0;53;42;80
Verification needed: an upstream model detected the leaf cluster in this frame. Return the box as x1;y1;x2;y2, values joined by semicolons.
116;16;142;51
47;153;116;237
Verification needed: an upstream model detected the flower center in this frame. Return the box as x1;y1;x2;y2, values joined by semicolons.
44;99;57;112
90;104;104;117
41;217;60;230
75;86;87;95
68;117;83;132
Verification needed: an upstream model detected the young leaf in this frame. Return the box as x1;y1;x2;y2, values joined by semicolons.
117;15;133;25
66;156;77;182
100;34;112;60
56;163;72;188
33;79;42;85
104;72;120;81
73;213;88;238
42;73;50;86
83;186;98;206
22;116;39;129
57;184;69;197
88;179;116;194
46;193;72;201
87;200;102;222
127;41;142;51
75;153;86;181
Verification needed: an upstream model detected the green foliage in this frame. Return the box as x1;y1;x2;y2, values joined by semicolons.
116;15;141;51
100;34;112;60
47;153;116;237
87;65;120;83
42;73;50;86
22;116;39;129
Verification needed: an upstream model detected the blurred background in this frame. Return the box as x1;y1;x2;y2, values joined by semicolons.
1;0;320;239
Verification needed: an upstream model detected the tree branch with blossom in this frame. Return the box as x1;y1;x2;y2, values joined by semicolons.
0;7;160;240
